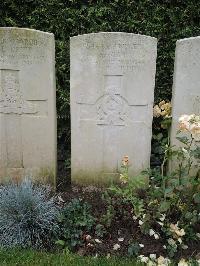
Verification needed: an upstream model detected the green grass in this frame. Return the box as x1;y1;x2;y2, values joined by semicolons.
0;249;142;266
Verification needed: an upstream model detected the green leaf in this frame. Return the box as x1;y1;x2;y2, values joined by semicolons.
159;201;171;212
193;193;200;204
176;136;189;145
55;240;65;246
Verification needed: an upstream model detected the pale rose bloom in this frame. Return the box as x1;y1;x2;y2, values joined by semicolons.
179;115;190;131
190;122;200;141
178;258;189;266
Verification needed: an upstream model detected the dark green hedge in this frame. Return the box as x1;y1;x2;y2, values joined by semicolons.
0;0;200;149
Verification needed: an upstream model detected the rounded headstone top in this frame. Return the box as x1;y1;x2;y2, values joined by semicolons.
176;36;200;45
70;32;157;42
0;27;54;37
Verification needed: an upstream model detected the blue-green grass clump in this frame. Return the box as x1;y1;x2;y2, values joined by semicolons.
0;178;59;249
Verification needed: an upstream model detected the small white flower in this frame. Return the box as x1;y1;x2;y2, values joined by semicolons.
168;238;176;247
149;253;157;260
160;214;166;222
106;253;111;259
138;255;149;263
163;245;166;249
87;243;94;247
118;238;124;242
196;233;200;239
154;233;159;240
149;229;155;236
113;243;120;250
196;259;200;265
139;244;144;248
95;239;102;244
85;234;92;241
133;215;137;220
178;238;182;244
157;221;164;227
157;256;171;266
143;214;146;219
139;220;144;225
182;245;188;250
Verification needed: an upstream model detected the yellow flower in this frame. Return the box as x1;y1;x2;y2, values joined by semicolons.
153;105;161;117
159;100;166;108
119;174;128;184
178;259;189;266
161;102;172;117
122;155;129;166
170;223;185;238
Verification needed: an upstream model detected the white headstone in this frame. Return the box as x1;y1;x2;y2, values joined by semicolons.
0;28;56;184
170;37;200;174
70;32;157;185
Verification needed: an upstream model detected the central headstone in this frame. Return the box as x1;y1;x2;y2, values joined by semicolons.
71;32;157;185
0;28;56;185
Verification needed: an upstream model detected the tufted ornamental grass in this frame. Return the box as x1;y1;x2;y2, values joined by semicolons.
0;179;59;249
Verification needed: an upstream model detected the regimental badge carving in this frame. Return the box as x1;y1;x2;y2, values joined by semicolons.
0;70;36;114
96;89;128;126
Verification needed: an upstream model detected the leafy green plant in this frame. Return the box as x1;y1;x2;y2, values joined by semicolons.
128;242;141;257
0;179;59;249
57;198;95;249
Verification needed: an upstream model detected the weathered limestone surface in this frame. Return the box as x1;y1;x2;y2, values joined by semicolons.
0;28;56;184
170;37;200;174
70;32;157;185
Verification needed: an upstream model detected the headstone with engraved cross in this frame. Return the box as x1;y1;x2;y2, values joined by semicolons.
0;28;56;184
170;37;200;175
71;33;157;185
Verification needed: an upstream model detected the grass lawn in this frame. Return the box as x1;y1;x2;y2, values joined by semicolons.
0;249;143;266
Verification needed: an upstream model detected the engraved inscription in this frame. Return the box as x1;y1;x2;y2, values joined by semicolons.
0;32;50;65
